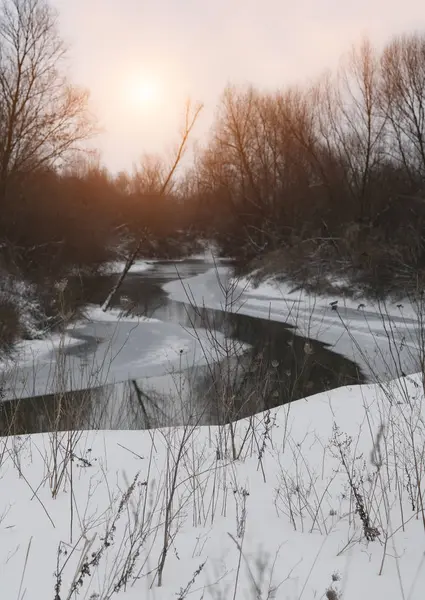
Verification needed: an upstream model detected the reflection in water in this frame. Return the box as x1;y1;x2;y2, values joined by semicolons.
0;260;365;435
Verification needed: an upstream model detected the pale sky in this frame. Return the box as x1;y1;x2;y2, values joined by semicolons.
53;0;425;172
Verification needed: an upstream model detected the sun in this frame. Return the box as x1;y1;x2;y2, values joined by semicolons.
134;80;157;104
125;75;161;110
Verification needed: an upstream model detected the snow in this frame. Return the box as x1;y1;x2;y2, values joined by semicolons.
103;259;153;275
188;241;227;262
0;334;82;371
0;273;45;339
164;268;422;381
1;372;424;599
83;304;160;324
0;302;240;401
2;260;425;598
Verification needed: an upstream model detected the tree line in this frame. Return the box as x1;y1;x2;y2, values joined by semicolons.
188;35;425;293
2;0;425;297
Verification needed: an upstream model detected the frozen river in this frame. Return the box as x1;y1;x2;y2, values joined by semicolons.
1;256;420;433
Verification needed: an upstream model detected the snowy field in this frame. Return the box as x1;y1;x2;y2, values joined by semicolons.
1;372;424;599
1;260;425;598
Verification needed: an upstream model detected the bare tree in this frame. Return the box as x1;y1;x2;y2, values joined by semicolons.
381;33;425;183
131;153;167;194
197;85;278;248
196;83;330;247
316;39;386;219
0;0;94;197
102;99;203;311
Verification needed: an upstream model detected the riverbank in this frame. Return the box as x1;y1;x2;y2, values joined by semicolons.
237;246;425;301
0;238;212;358
164;265;422;382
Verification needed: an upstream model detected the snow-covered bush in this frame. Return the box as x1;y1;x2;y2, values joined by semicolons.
0;272;46;351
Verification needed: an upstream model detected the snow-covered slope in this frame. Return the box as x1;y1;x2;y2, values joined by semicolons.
1;373;424;599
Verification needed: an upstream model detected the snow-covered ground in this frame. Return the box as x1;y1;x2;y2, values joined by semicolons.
0;302;236;400
1;372;424;599
2;258;425;598
103;259;154;274
84;305;160;324
164;267;422;381
0;259;242;404
0;333;82;372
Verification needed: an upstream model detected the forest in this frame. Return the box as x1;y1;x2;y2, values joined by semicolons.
2;0;425;348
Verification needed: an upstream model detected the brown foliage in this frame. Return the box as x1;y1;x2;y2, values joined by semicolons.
190;32;425;293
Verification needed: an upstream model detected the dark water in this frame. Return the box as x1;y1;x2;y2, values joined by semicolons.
0;260;365;435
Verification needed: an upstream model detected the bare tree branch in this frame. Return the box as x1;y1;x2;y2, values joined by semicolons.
102;100;203;311
0;0;95;196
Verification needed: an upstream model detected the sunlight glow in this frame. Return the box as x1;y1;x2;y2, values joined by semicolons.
125;75;161;110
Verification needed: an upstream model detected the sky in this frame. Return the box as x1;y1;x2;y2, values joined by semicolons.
53;0;425;173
